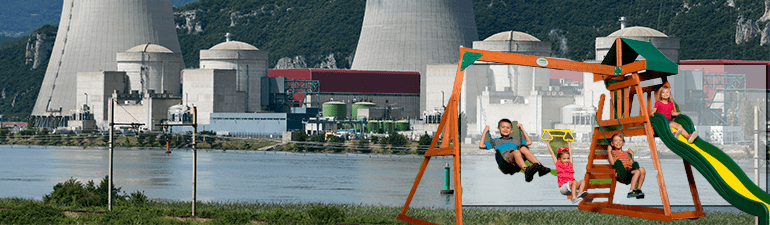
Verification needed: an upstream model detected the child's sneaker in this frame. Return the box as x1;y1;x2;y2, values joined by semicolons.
634;189;645;199
687;131;698;143
578;191;589;199
524;166;536;182
627;191;638;198
572;197;583;204
673;129;682;138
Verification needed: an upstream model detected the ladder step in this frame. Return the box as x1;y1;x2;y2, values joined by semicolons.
587;169;615;174
587;183;612;189
590;164;613;170
597;125;623;132
587;193;612;199
588;178;613;185
588;173;614;180
594;150;608;154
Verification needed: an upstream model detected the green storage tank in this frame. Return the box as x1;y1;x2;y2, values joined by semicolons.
322;101;347;119
366;120;380;133
383;120;395;134
395;120;409;131
352;102;376;120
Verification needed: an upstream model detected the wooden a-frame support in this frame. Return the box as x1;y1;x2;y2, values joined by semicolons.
398;38;704;225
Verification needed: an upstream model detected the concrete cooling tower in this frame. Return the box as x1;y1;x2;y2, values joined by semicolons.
350;0;478;116
32;0;183;117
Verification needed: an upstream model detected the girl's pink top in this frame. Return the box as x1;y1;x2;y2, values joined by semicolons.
655;101;675;120
555;161;575;187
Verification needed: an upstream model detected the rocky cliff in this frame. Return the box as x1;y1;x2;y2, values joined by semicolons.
24;31;54;70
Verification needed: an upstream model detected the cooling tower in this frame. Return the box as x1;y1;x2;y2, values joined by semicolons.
32;0;183;116
350;0;478;117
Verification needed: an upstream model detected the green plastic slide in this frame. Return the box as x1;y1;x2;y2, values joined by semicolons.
650;113;770;225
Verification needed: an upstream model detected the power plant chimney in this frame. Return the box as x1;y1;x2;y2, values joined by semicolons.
350;0;478;117
619;17;627;29
32;0;183;117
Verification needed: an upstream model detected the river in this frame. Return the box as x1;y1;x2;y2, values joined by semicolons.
0;145;765;209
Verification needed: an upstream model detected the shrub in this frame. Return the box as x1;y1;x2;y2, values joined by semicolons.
327;135;344;143
388;134;408;147
417;134;432;154
418;133;432;146
295;132;308;142
43;176;124;207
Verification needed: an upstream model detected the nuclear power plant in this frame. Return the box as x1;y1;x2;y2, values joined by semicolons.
32;0;183;127
351;0;479;118
25;1;763;144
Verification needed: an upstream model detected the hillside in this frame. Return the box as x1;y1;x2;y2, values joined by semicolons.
0;25;55;119
0;0;768;119
175;0;769;68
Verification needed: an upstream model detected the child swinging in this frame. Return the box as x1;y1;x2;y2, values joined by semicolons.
546;139;588;203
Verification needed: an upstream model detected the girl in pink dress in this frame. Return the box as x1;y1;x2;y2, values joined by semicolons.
652;86;698;143
546;140;588;203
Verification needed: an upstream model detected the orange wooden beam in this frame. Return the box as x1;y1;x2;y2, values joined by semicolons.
461;47;617;75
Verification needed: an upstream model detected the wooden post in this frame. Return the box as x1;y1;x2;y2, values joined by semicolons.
633;73;672;217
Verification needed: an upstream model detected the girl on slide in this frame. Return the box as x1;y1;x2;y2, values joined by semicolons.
546;140;588;203
652;86;697;143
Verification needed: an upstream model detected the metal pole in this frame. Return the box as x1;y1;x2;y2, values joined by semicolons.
192;106;197;217
755;105;759;225
108;98;114;211
755;105;759;185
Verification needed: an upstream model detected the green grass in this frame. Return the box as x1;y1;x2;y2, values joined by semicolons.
0;198;754;224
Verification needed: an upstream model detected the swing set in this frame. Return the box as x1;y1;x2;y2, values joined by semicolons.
397;38;705;225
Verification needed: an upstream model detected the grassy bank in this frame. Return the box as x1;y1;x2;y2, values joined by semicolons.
0;177;755;224
0;198;754;225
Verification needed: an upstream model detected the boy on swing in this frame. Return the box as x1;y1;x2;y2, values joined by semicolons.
479;119;551;182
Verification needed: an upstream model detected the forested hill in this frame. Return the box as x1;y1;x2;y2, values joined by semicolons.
1;0;769;119
175;0;770;68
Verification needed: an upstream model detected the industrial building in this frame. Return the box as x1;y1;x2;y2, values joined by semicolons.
70;43;184;131
33;0;183;128
268;69;420;120
351;0;479;118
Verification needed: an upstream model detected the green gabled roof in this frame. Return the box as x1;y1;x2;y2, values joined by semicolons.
601;38;678;75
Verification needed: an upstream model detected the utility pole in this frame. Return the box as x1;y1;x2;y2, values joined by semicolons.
157;105;197;216
107;97;144;211
108;98;114;211
192;106;198;216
